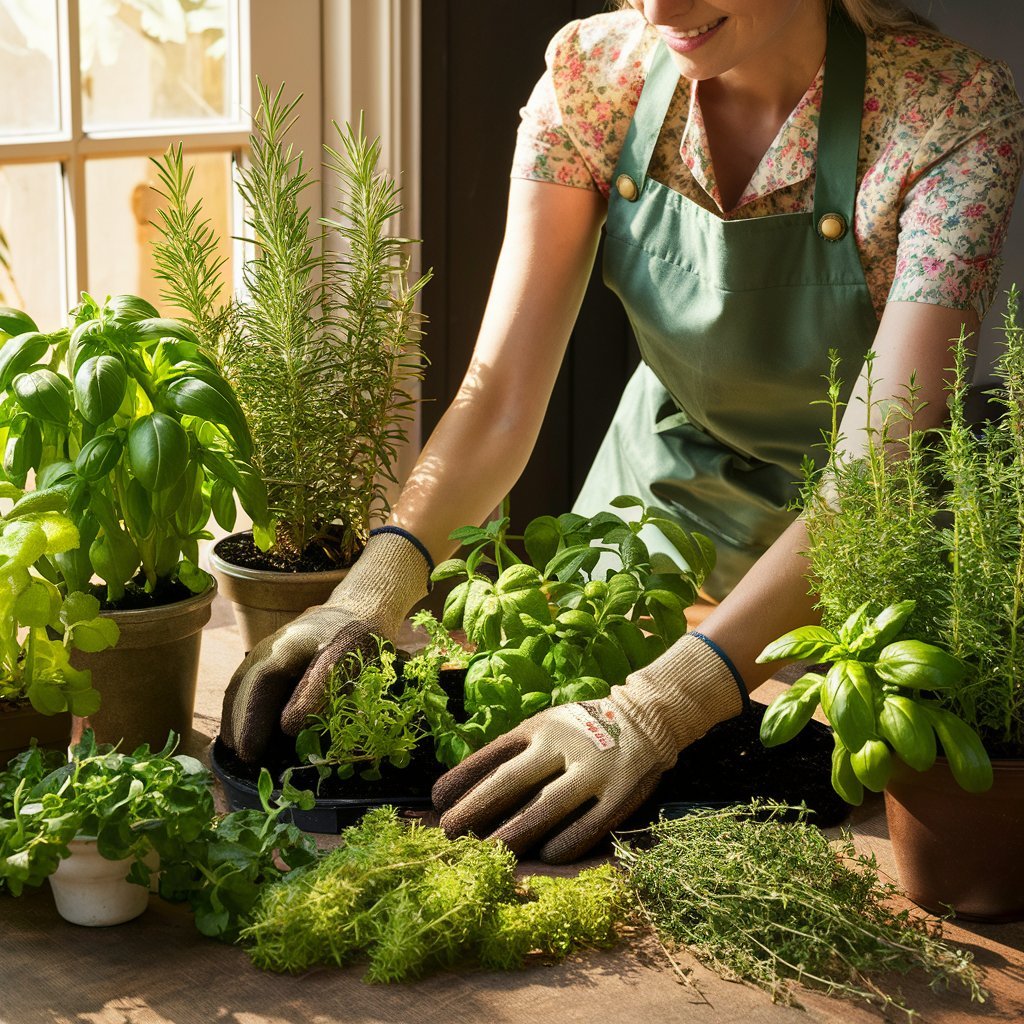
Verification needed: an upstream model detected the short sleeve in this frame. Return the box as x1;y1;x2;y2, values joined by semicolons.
510;12;654;198
511;23;597;193
888;58;1024;317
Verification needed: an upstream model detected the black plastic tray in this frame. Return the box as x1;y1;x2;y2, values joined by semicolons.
210;736;439;833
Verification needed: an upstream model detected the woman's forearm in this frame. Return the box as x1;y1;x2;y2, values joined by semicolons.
696;517;819;689
388;179;606;560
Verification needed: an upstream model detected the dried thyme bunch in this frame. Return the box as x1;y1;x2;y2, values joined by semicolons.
242;807;628;982
616;803;985;1017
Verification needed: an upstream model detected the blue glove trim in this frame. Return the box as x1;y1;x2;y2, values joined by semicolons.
690;631;750;711
369;526;435;586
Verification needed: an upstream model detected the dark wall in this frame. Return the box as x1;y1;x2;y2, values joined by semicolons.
419;0;635;528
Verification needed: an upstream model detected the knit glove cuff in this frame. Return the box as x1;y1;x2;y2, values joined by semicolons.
611;632;747;768
323;529;431;635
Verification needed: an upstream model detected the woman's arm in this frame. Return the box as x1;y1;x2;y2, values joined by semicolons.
697;299;981;688
389;178;606;559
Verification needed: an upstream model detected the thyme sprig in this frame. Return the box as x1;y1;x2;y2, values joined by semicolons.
616;802;985;1017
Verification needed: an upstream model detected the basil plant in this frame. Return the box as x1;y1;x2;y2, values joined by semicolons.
0;296;269;604
427;495;715;766
0;484;117;716
757;599;992;805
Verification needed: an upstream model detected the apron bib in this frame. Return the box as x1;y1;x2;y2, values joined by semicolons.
574;11;879;598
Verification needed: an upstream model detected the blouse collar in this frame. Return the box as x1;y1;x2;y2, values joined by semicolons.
679;61;826;212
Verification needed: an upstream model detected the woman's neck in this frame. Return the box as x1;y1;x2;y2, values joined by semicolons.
700;3;828;121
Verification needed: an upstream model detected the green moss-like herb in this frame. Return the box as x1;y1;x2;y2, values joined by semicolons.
479;865;627;970
617;803;985;1017
242;807;628;982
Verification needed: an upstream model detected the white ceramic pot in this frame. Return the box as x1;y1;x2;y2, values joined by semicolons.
48;838;149;927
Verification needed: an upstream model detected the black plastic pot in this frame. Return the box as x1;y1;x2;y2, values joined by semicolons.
625;701;850;830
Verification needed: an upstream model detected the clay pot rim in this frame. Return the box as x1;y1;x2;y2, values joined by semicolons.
899;753;1024;773
98;579;217;625
210;531;350;585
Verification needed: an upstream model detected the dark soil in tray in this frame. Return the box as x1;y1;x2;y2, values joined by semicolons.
215;729;446;801
215;531;353;574
624;701;849;829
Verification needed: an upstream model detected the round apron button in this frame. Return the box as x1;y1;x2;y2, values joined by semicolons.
818;213;847;241
616;174;640;202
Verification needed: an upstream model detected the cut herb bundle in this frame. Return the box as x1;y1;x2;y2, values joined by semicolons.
616;802;985;1017
242;807;628;982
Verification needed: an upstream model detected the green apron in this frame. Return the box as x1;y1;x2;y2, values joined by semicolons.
574;12;879;599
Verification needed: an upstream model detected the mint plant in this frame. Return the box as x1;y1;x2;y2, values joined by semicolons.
757;600;991;805
0;294;269;605
0;729;214;896
430;496;713;762
157;768;319;941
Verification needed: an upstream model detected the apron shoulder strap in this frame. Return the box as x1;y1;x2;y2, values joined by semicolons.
611;41;681;191
813;10;867;229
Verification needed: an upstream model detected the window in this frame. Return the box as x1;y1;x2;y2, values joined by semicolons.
0;0;251;329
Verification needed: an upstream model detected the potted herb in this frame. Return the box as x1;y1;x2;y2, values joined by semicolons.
0;488;118;760
0;730;317;933
152;81;428;651
0;292;268;749
762;290;1024;920
0;730;214;925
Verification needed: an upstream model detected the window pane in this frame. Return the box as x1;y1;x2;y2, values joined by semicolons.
0;164;64;330
85;152;234;318
0;1;60;138
81;0;235;130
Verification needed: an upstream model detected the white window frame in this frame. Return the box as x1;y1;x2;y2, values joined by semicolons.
0;0;263;312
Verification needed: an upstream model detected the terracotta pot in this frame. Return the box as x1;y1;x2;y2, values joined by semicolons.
71;584;216;752
884;755;1024;922
0;701;71;765
48;838;149;927
209;531;348;652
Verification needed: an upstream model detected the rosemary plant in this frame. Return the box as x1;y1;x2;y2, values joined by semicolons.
150;80;429;566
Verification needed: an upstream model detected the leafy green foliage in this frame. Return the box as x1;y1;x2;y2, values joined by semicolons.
0;730;214;896
295;638;438;784
242;806;628;981
802;290;1024;752
0;292;268;604
434;498;713;759
0;488;115;713
617;803;985;1017
757;601;990;800
157;769;319;942
151;83;429;565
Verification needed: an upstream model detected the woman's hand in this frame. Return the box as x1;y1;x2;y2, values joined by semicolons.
220;531;430;763
433;632;746;863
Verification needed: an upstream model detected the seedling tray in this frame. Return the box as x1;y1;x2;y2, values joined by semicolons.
211;735;442;833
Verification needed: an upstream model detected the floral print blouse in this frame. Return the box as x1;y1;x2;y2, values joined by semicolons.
512;11;1024;319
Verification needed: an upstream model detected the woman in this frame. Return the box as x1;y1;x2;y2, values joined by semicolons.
221;1;1023;862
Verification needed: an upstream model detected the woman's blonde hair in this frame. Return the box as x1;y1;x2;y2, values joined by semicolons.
831;0;931;35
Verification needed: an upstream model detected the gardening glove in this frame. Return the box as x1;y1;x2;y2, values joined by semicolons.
221;528;431;763
432;632;747;863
